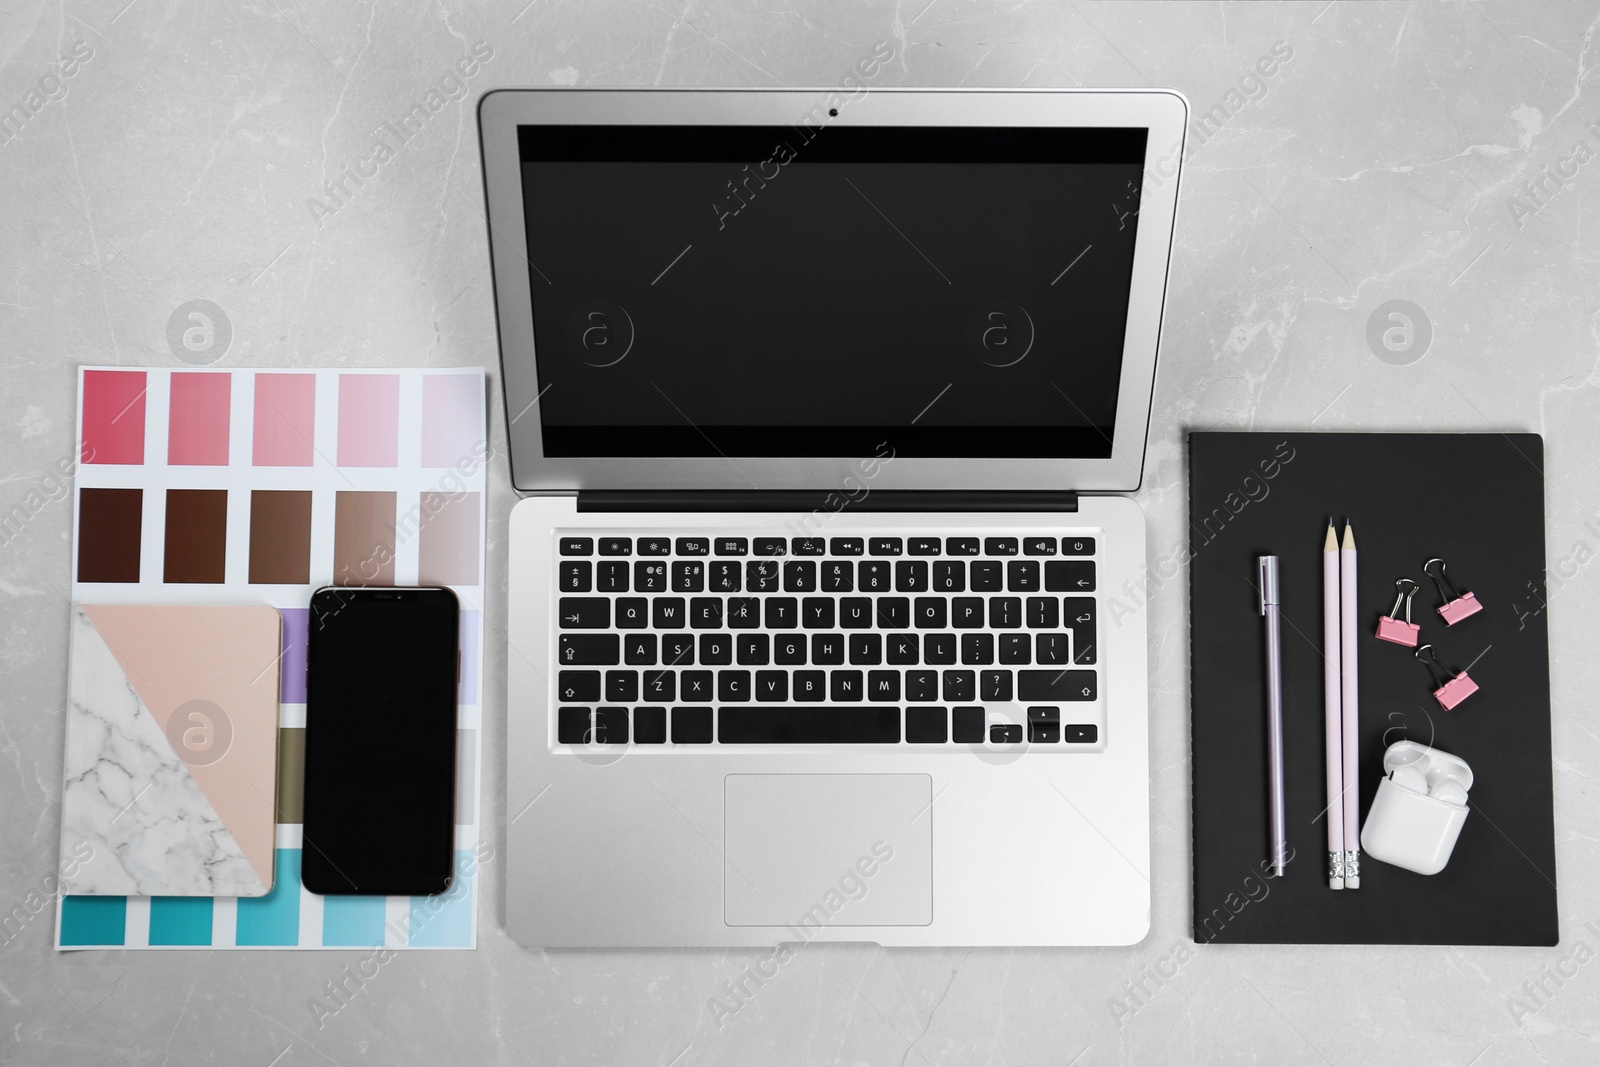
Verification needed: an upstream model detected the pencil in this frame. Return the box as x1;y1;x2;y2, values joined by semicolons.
1339;521;1361;889
1323;522;1345;889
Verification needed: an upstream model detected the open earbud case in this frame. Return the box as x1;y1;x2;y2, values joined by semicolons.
1360;740;1473;876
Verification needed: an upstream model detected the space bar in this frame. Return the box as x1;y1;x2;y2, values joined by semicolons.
718;707;901;744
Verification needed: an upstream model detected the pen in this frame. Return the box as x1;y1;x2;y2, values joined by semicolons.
1259;554;1288;878
1339;522;1361;888
1323;523;1345;889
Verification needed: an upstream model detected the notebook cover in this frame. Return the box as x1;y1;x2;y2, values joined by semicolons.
1187;432;1557;945
61;604;281;897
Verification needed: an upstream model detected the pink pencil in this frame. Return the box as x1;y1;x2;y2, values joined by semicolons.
1339;522;1361;889
1323;522;1345;889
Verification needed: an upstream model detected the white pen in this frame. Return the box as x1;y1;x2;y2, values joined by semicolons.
1323;522;1345;889
1259;554;1287;878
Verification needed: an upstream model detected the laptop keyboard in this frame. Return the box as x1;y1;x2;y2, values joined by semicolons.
551;532;1103;749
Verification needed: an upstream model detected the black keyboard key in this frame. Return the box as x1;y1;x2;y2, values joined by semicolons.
747;560;781;592
906;670;938;701
991;723;1023;744
1063;596;1097;664
557;707;590;744
716;537;748;556
980;669;1013;702
594;707;628;745
793;670;826;700
1027;596;1059;629
616;597;648;629
989;597;1021;629
858;560;891;592
680;671;713;702
1064;723;1099;744
869;537;903;556
754;537;787;556
984;537;1018;556
676;537;709;556
784;560;817;593
634;560;667;592
663;635;695;665
709;560;741;592
1036;633;1071;665
914;597;947;629
876;597;910;629
895;560;929;592
1045;560;1096;592
638;536;671;556
945;537;979;556
598;536;632;556
999;633;1031;665
558;597;608;629
559;537;593;556
634;706;666;744
719;706;900;744
719;670;751;702
1023;537;1057;556
831;670;863;701
803;598;835;628
559;561;592;592
951;597;985;629
849;633;882;664
830;537;864;556
774;634;806;664
791;537;826;556
1018;669;1097;701
557;670;600;702
699;633;732;664
1007;560;1039;592
961;634;994;665
887;633;920;664
643;670;675;702
812;633;845;664
672;560;705;593
906;706;948;743
652;597;686;629
970;561;1002;591
952;706;985;742
908;537;941;556
840;598;872;629
672;706;712;743
868;670;900;702
1062;537;1096;556
691;598;723;629
605;670;638;703
560;634;619;665
943;670;975;702
1028;706;1060;744
923;634;956;664
737;634;769;665
595;560;629;592
726;597;761;629
755;670;788;701
933;560;965;592
764;597;797;628
821;560;854;592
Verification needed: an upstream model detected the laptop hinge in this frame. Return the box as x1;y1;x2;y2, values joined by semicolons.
576;490;1078;513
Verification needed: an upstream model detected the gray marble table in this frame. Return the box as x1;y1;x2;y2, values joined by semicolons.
3;1;1597;1063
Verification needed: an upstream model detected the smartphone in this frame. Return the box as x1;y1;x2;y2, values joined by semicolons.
302;586;459;896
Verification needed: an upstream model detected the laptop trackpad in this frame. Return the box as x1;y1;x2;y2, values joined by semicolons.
724;774;932;927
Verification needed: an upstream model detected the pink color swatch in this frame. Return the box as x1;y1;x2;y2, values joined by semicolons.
336;374;399;467
81;370;147;465
167;373;231;466
253;374;316;466
420;374;485;467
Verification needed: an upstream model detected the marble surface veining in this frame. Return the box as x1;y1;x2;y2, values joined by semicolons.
3;1;1599;1065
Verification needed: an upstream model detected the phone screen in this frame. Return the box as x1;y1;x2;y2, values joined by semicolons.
302;587;459;895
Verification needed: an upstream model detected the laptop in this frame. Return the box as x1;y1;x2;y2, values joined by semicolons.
478;87;1185;947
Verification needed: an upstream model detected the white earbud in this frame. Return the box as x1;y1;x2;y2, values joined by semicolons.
1429;779;1469;806
1389;764;1428;793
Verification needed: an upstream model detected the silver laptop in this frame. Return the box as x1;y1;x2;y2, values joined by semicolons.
479;88;1185;947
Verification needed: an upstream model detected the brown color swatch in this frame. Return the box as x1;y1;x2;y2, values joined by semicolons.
275;727;304;825
418;491;481;587
249;491;312;584
77;488;143;583
333;491;396;586
163;489;228;584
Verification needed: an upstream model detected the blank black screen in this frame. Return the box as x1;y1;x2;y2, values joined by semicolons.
302;589;458;896
518;124;1146;458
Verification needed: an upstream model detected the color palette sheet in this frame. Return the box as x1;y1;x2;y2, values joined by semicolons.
59;366;488;950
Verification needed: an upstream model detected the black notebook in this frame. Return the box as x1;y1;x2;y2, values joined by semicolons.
1188;432;1558;945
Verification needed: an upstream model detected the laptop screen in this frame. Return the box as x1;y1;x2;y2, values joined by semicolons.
517;123;1147;459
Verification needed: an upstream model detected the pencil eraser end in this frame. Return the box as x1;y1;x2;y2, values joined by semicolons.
1375;617;1420;646
1438;593;1483;626
1329;876;1344;890
1433;672;1479;711
1345;874;1360;889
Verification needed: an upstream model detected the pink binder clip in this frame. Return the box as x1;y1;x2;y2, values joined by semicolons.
1375;578;1421;646
1418;644;1479;711
1424;558;1482;626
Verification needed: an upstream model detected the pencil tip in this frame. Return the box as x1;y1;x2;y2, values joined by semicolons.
1342;523;1356;550
1324;524;1338;551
